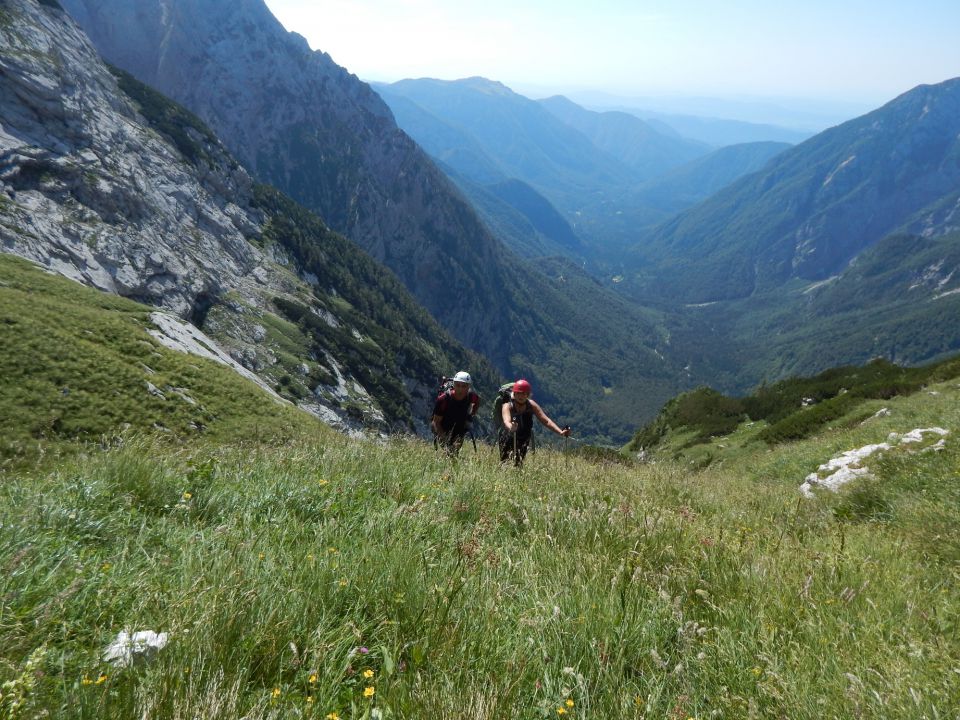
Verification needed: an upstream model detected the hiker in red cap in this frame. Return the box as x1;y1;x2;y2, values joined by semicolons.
498;378;569;466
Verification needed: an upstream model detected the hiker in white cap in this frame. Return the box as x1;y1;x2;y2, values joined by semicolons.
431;371;480;455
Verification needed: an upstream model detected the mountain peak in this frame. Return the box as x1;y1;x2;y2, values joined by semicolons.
459;76;516;95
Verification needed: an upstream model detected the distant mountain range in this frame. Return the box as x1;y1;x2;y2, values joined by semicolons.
565;89;863;133
375;78;788;259
376;77;642;213
536;95;709;179
610;108;814;147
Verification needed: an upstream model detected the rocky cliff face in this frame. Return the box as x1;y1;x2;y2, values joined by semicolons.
61;0;517;359
0;0;491;435
1;0;258;318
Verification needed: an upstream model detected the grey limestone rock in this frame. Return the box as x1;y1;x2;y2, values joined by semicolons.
0;0;398;435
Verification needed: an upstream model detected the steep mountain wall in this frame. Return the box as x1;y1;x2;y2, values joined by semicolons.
61;0;515;359
1;0;257;318
0;0;495;435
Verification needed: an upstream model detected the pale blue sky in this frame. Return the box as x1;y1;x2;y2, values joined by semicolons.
264;0;959;113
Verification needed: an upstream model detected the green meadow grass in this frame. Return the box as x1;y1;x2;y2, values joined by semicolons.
0;254;326;468
2;255;958;718
2;375;958;718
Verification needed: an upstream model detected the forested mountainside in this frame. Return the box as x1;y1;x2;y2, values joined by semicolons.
584;78;960;392
620;78;960;305
706;228;960;386
0;0;498;435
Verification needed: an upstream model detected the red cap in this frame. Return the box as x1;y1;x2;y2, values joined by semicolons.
513;378;532;394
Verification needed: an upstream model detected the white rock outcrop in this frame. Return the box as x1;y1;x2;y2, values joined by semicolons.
801;427;949;497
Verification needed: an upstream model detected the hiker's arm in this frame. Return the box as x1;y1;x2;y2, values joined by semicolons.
501;402;515;431
469;393;480;417
533;402;570;436
431;414;444;436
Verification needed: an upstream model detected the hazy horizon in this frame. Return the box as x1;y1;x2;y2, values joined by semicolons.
264;0;959;127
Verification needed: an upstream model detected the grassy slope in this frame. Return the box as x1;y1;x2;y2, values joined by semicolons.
0;254;326;464
1;349;958;717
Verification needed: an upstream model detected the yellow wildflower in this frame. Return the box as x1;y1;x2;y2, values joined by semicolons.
272;687;281;699
338;579;349;587
557;708;567;716
363;686;375;698
182;492;192;500
306;695;314;703
326;713;340;720
363;669;374;679
318;479;329;486
309;673;318;684
81;675;93;686
566;699;575;707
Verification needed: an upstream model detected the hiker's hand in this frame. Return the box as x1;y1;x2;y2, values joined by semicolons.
509;420;518;433
560;426;571;437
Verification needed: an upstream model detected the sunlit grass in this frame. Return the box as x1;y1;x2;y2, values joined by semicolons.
2;376;958;719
